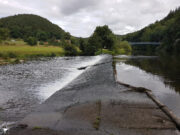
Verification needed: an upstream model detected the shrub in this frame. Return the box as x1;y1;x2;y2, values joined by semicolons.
25;37;37;46
8;52;17;58
64;44;78;56
174;39;180;53
13;58;20;64
49;52;56;57
95;49;114;55
0;53;2;57
39;41;44;45
113;41;132;55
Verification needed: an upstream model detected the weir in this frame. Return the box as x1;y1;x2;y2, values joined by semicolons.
7;55;180;135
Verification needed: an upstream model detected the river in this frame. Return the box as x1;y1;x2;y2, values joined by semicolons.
115;55;180;118
0;56;103;127
1;54;180;132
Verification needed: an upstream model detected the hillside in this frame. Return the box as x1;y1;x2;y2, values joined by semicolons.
121;7;180;53
0;14;66;40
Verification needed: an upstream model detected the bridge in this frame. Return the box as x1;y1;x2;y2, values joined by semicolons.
129;42;161;45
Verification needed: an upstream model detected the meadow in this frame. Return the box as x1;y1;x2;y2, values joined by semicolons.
0;40;65;64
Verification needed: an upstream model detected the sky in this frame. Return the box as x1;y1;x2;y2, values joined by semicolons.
0;0;180;37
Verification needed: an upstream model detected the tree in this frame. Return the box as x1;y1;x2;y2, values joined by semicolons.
36;31;48;41
94;25;115;50
10;26;22;38
85;35;102;55
64;43;78;56
122;7;180;54
25;37;37;46
0;28;9;40
84;25;116;55
64;32;71;40
79;38;86;52
113;41;132;55
0;14;66;40
173;39;180;53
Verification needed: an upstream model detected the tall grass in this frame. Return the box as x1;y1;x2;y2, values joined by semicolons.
0;45;65;59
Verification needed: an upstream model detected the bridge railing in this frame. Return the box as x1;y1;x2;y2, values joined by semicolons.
129;42;161;45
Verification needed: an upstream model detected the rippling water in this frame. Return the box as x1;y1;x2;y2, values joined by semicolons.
115;55;180;118
0;56;103;124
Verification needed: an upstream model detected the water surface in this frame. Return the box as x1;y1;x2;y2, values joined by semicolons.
0;56;103;124
115;55;180;118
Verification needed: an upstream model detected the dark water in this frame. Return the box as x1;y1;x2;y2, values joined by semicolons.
0;56;103;127
115;55;180;118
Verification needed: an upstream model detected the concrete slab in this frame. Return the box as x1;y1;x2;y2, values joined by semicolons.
101;101;175;129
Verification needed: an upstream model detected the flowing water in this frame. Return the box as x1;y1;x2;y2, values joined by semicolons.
115;55;180;118
0;56;103;129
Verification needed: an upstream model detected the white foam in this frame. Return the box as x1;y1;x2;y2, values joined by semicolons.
0;122;15;134
37;55;103;101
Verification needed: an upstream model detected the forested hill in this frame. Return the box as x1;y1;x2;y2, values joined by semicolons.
0;14;66;40
121;7;180;53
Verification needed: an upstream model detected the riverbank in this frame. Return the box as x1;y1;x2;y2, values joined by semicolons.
0;45;65;65
6;55;179;135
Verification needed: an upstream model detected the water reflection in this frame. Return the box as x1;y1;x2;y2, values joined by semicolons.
115;55;180;118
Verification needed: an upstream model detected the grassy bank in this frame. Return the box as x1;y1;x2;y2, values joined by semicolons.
0;45;65;65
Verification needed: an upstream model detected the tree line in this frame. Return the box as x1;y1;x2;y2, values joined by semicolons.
78;25;132;55
0;14;132;56
120;7;180;55
0;14;65;40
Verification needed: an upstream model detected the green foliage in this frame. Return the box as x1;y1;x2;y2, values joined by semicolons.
0;28;9;40
93;25;115;50
64;32;71;40
8;52;17;58
33;126;42;130
63;43;79;56
80;25;131;56
25;37;37;46
122;7;180;54
131;45;157;56
93;117;100;130
85;34;102;55
79;38;88;55
0;14;66;40
95;49;114;55
173;39;180;53
70;36;81;46
79;38;86;52
83;25;116;55
113;41;132;55
0;45;65;60
10;26;22;38
39;41;44;45
36;30;48;41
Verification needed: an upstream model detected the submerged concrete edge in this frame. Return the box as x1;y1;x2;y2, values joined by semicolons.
113;57;180;130
146;91;180;130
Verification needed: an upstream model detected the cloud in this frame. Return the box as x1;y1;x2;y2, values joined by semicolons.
0;0;180;37
59;0;100;15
